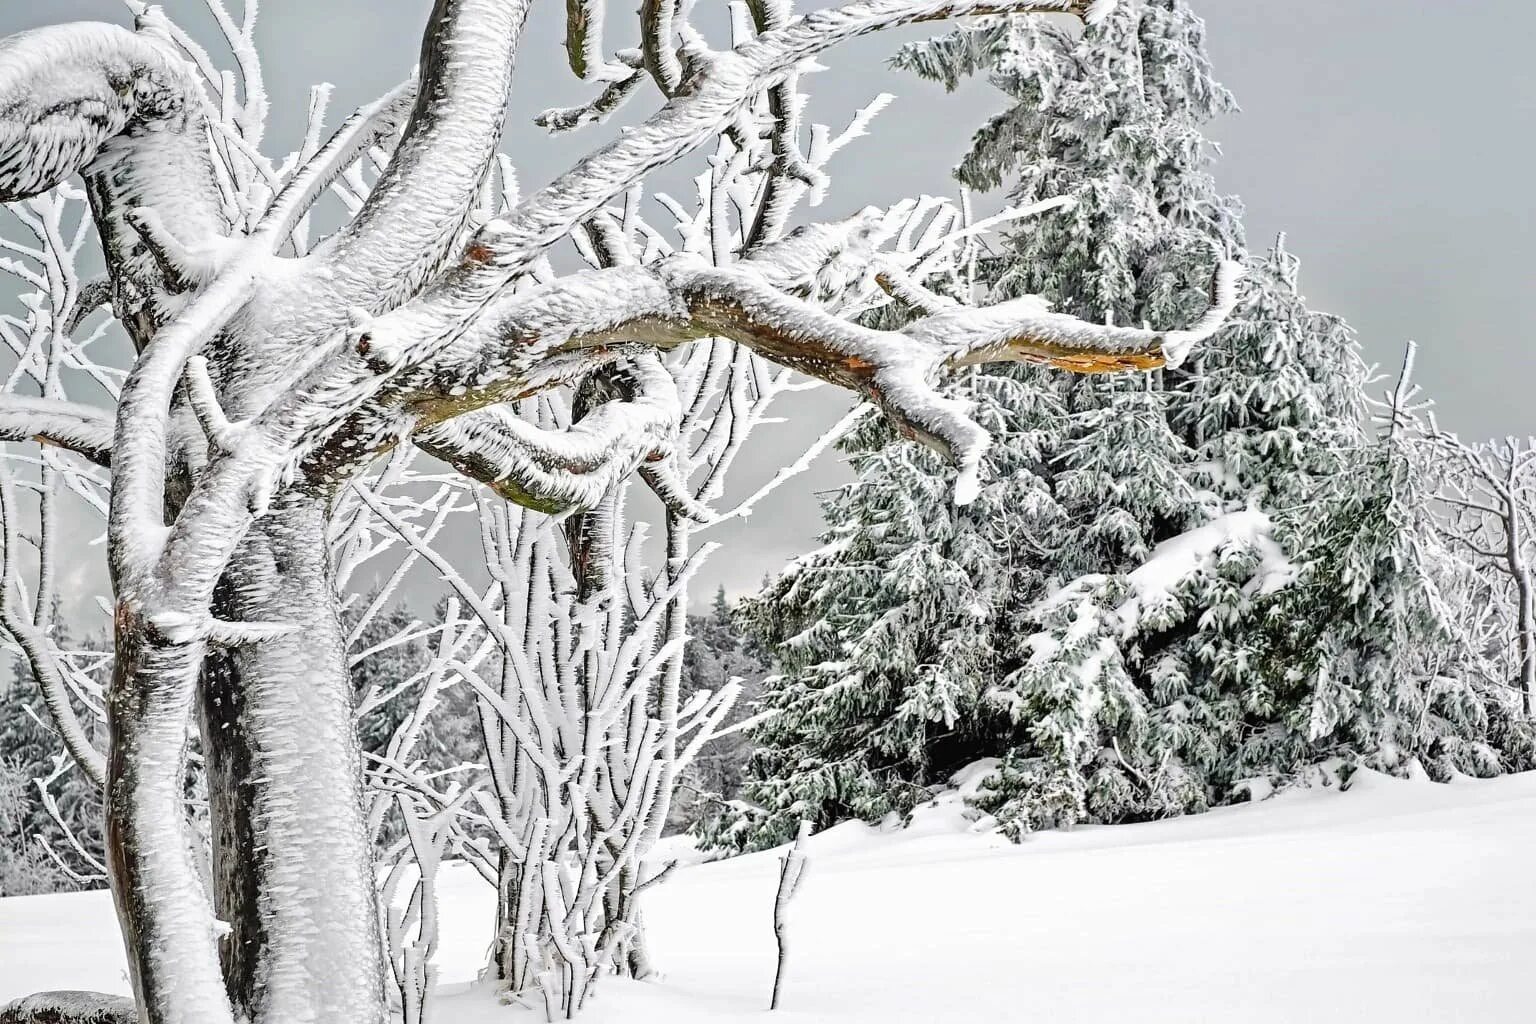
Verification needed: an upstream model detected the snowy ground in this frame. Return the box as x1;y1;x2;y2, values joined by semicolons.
4;768;1535;1022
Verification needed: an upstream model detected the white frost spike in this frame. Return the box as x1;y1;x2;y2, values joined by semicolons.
206;618;303;647
952;459;983;507
147;611;206;646
148;611;297;646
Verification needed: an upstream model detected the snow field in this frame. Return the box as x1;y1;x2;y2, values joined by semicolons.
5;768;1534;1022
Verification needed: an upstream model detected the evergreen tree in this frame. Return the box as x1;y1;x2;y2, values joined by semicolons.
1180;238;1365;508
1254;353;1522;785
909;3;1241;323
717;1;1251;849
715;2;1507;849
704;373;1066;851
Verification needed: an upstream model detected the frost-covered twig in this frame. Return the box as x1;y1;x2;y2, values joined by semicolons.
770;819;811;1010
0;465;106;788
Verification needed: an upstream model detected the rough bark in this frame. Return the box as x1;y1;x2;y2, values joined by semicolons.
197;645;265;1019
210;492;385;1023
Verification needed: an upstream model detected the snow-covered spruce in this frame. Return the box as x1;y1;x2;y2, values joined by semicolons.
717;0;1528;852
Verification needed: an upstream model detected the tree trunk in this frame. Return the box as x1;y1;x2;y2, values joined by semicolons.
198;645;264;1018
1513;566;1535;719
201;489;385;1024
106;489;383;1024
107;604;234;1024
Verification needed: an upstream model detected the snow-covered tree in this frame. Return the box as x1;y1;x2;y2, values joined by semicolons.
0;0;1250;1020
896;0;1241;323
720;1;1227;843
1419;426;1536;725
947;7;1504;821
728;0;1468;845
1248;349;1495;781
709;367;1066;850
1180;238;1364;508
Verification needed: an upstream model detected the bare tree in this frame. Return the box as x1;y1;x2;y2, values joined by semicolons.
0;0;1241;1021
1422;426;1536;717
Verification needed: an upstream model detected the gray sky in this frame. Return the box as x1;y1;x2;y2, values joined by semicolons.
4;1;1533;605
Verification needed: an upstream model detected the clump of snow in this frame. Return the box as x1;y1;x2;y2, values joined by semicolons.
1117;509;1295;631
1127;509;1290;602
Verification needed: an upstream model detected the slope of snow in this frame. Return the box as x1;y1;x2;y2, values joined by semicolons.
6;769;1536;1022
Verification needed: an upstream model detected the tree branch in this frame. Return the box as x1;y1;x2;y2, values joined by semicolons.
0;23;197;202
328;0;531;308
414;354;708;518
263;80;418;249
63;277;112;337
0;396;114;467
535;65;646;133
0;19;227;298
316;219;1237;504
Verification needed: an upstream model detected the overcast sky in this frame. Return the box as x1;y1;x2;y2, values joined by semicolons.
4;1;1533;604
